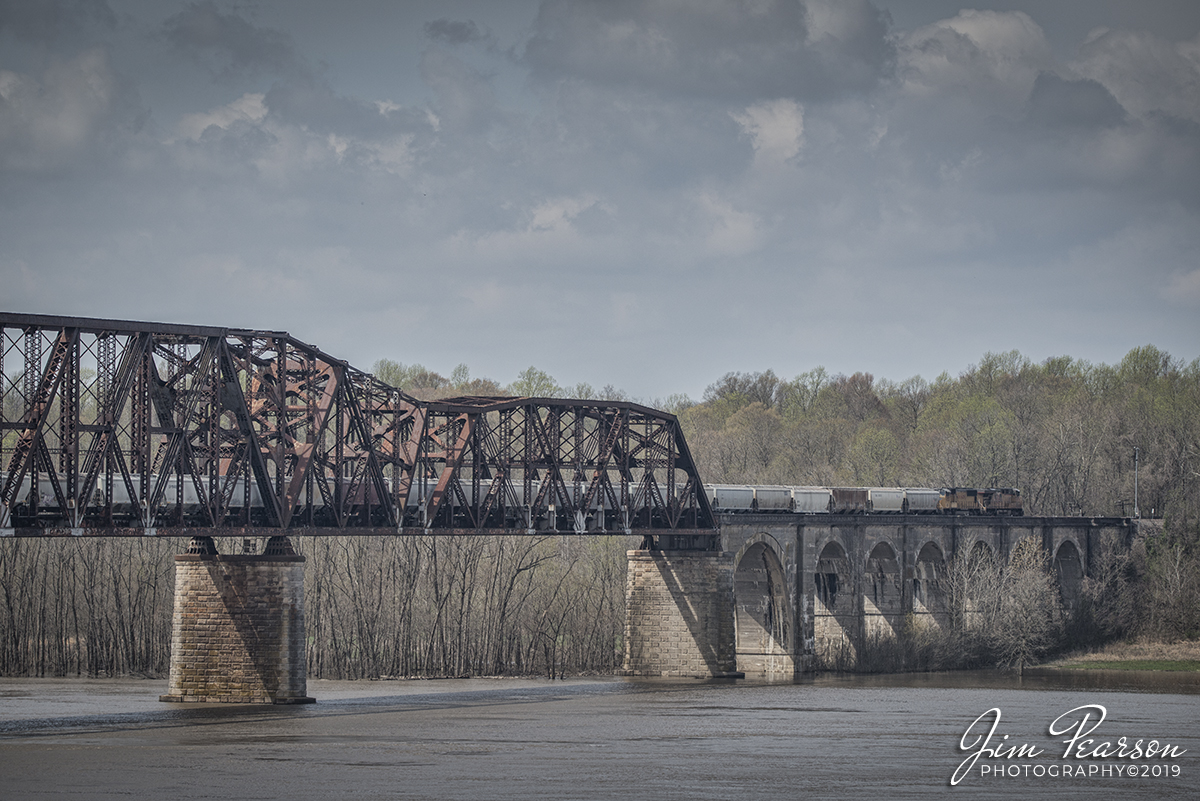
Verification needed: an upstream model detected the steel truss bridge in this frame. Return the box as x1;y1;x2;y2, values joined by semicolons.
0;313;716;548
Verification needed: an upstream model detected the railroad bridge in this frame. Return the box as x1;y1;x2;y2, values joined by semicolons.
624;512;1132;680
0;313;1134;699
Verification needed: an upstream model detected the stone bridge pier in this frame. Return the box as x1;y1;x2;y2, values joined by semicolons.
620;550;740;678
622;514;1133;679
160;536;313;704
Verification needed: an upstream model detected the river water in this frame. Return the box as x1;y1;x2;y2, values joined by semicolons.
1;671;1197;800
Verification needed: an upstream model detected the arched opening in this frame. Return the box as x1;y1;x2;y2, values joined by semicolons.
865;542;901;638
813;541;854;668
1054;540;1084;612
970;540;996;563
913;542;947;627
734;541;791;676
815;541;849;610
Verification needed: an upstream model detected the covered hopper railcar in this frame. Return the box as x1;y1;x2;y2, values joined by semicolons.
702;484;1022;515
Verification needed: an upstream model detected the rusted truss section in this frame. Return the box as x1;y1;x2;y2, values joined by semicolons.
0;313;715;544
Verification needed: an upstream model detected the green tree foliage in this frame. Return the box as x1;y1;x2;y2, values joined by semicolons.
679;346;1200;525
507;366;562;398
371;359;501;399
563;382;595;400
371;358;450;394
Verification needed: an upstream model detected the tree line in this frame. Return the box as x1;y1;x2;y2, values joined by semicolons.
0;345;1196;678
679;346;1199;521
375;345;1199;522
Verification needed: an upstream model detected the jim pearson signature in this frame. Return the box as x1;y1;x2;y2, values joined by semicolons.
951;705;1187;786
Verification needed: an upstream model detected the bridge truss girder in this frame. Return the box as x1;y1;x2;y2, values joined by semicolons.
0;313;715;546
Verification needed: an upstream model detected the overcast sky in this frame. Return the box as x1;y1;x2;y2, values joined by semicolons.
2;0;1198;400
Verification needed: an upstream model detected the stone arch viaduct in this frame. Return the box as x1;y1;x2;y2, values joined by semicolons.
622;513;1134;679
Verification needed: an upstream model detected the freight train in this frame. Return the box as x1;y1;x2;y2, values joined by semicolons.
3;472;1022;527
705;485;1023;515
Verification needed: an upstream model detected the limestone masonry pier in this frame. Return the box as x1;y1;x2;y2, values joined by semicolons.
161;536;313;704
621;550;740;678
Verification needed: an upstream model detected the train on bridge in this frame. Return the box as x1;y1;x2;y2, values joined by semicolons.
5;474;1021;528
705;485;1023;516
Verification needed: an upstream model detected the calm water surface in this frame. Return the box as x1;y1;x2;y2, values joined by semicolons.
1;671;1197;800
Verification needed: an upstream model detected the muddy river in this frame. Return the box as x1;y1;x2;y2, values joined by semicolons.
1;670;1197;800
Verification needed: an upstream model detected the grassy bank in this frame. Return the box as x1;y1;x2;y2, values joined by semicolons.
1045;641;1200;672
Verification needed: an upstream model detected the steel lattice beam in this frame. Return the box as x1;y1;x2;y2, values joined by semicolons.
0;313;716;545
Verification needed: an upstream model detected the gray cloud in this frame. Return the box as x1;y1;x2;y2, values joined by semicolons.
0;0;115;44
1;1;1197;399
523;0;893;101
1071;27;1200;124
424;19;488;46
0;47;145;172
162;1;303;80
1026;72;1127;129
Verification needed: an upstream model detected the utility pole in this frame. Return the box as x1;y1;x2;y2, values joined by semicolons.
1134;446;1140;520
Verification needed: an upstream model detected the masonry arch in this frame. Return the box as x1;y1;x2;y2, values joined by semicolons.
813;539;856;668
865;542;902;638
968;539;996;563
815;540;850;609
1054;540;1084;612
913;542;947;626
868;544;897;613
733;536;791;676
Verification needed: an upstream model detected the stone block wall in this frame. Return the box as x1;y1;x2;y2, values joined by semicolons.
161;553;312;704
621;550;739;678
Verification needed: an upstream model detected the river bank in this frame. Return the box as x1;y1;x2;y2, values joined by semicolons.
1043;640;1200;672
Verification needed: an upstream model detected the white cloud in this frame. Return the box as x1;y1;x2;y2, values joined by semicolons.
461;279;515;313
361;136;416;174
900;10;1052;111
1072;29;1200;123
170;89;420;179
435;194;612;275
524;0;892;100
175;92;267;140
2;1;1198;400
529;195;598;232
731;98;804;164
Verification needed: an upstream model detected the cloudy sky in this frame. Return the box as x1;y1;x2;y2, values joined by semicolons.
2;0;1198;399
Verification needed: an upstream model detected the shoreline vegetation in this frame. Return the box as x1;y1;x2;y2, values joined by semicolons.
1044;640;1200;672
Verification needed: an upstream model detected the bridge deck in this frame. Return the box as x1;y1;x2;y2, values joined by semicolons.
719;512;1133;527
